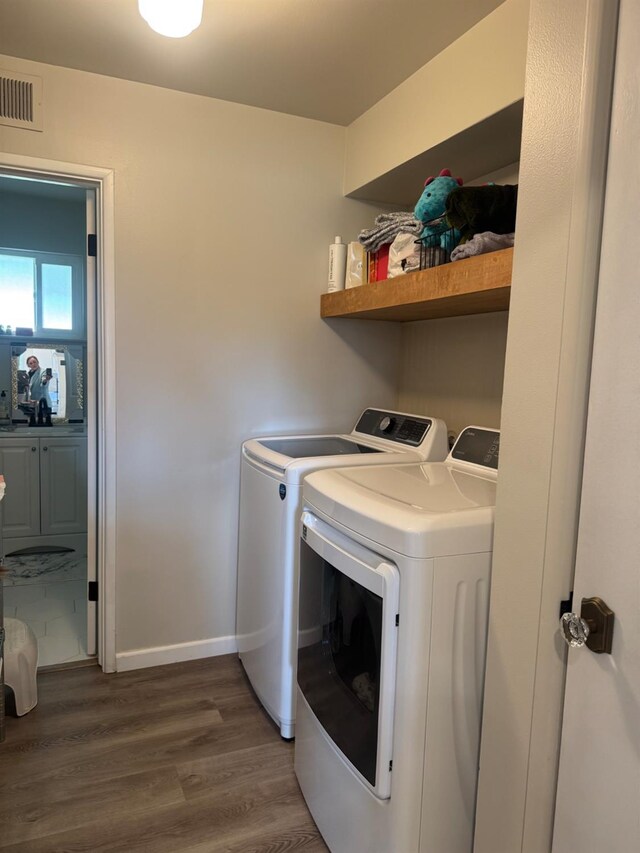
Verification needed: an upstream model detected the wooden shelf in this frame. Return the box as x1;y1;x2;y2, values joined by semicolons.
321;247;513;322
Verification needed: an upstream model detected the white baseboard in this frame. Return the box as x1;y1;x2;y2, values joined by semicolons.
115;635;238;672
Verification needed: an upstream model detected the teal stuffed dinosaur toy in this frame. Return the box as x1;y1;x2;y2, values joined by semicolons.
414;169;463;253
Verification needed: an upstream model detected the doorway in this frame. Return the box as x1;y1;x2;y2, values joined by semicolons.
0;177;92;666
0;154;115;673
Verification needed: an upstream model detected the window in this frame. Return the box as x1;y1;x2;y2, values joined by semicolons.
0;249;84;339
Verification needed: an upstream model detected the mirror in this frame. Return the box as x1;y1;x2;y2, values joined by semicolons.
11;342;85;425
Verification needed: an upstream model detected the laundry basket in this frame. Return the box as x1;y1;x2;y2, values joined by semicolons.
419;226;459;270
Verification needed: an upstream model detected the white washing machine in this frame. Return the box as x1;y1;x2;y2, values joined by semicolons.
236;409;448;739
294;426;499;853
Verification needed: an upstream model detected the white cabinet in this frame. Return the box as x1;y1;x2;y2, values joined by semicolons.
0;439;40;538
0;436;87;541
40;439;88;536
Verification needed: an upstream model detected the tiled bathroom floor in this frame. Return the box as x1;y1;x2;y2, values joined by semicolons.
2;553;92;667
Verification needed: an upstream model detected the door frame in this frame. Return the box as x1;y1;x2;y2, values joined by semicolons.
473;2;619;851
0;152;116;672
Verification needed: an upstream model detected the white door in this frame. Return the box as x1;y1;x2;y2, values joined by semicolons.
552;1;640;848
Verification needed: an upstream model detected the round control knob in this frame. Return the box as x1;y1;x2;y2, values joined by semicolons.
560;612;590;648
379;416;395;434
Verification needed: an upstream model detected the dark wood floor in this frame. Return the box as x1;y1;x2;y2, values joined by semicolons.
0;655;328;852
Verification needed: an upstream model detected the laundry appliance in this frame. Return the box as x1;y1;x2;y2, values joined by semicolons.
236;409;448;739
295;426;499;853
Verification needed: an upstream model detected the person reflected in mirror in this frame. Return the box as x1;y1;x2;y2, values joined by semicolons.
26;355;52;409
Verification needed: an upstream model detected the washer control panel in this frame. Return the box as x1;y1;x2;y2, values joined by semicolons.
451;427;500;469
353;409;432;446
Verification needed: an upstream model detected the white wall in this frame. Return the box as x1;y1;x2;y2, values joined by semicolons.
0;55;401;660
344;0;529;201
399;312;508;437
469;162;520;187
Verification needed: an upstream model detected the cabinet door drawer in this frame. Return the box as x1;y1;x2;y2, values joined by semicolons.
40;438;87;536
0;440;40;539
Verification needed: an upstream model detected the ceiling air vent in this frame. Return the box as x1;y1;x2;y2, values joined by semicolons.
0;69;43;131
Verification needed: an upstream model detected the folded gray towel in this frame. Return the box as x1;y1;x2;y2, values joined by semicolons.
450;231;515;261
359;212;422;253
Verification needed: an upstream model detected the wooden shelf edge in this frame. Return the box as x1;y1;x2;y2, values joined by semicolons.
321;246;513;322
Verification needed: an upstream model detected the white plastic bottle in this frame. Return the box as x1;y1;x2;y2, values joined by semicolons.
327;236;347;292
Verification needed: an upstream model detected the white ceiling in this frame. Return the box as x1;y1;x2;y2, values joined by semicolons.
0;0;505;126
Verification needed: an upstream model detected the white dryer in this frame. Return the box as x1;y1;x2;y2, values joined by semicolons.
294;426;500;853
236;409;448;739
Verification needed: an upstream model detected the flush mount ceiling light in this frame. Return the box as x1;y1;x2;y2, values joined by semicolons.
138;0;204;38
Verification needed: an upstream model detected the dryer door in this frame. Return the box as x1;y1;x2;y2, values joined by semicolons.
298;510;399;799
